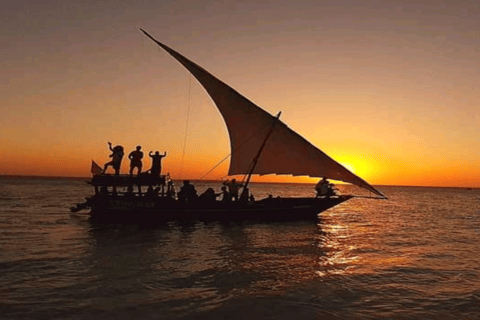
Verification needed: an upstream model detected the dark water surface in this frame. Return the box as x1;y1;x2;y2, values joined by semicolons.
1;176;479;319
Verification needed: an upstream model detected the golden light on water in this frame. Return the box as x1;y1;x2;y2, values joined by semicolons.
316;208;414;277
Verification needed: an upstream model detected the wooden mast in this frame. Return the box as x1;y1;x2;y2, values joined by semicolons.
240;111;282;198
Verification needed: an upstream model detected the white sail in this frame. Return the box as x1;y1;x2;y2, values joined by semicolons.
141;29;385;198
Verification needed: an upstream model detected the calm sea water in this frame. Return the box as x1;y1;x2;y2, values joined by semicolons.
1;176;479;319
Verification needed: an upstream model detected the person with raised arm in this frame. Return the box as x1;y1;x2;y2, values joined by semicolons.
103;142;124;175
149;151;167;176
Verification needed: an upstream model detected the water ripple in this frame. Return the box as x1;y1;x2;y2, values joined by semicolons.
1;178;480;319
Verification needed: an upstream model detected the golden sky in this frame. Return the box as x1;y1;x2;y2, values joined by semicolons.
1;0;479;187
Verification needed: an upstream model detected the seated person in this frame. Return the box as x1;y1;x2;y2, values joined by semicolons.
177;180;198;203
315;178;335;198
219;186;231;202
199;187;218;203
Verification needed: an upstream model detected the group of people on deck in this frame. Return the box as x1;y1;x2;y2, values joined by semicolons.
177;179;250;203
100;142;254;202
102;142;167;176
100;142;334;201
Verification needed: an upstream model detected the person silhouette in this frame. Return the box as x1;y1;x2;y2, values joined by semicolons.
315;177;334;198
103;142;124;175
223;179;243;201
128;146;144;176
199;187;218;203
149;151;167;176
177;180;197;203
219;186;231;202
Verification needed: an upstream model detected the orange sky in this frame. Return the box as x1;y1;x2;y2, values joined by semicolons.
1;0;479;187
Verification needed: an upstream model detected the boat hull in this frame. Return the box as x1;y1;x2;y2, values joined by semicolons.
86;195;353;224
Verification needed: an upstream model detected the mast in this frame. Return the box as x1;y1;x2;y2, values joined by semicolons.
241;112;281;195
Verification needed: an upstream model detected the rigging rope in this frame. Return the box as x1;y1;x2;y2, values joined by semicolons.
197;154;231;181
179;74;192;179
197;124;269;182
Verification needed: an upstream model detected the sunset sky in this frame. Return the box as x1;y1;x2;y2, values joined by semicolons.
1;0;479;187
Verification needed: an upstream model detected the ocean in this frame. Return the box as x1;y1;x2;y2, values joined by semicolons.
1;176;479;319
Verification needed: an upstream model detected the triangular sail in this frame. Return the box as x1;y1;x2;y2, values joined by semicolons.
141;29;385;198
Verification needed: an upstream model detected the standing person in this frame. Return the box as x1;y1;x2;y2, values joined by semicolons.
103;142;124;175
148;151;167;176
128;146;144;176
223;179;243;201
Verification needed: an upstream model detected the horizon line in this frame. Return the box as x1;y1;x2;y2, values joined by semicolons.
0;174;478;189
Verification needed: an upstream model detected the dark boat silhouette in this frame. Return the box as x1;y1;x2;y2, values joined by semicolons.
71;30;385;223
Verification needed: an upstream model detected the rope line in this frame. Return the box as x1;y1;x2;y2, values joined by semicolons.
197;124;270;181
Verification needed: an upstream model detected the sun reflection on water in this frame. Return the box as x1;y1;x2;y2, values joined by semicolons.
315;200;414;278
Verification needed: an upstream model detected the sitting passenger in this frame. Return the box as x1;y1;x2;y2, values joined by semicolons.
315;178;335;198
199;187;218;203
177;180;198;203
219;186;231;202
